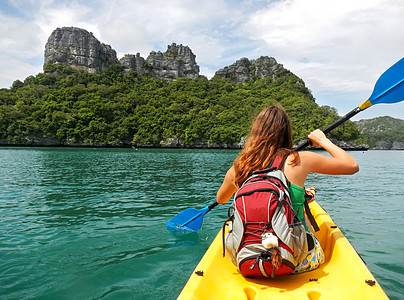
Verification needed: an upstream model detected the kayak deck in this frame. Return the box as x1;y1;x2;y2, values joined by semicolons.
178;200;388;299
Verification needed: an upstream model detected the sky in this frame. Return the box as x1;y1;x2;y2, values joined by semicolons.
0;0;403;120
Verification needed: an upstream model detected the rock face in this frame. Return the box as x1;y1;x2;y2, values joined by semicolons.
373;141;404;150
354;116;404;149
146;43;200;79
44;27;290;83
44;27;199;80
214;56;285;83
332;140;369;151
44;27;118;73
120;43;200;79
119;53;146;75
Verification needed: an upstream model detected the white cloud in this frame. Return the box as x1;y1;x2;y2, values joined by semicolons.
241;0;404;97
0;0;403;119
35;1;100;41
94;0;235;63
0;11;44;87
0;54;42;88
0;15;43;59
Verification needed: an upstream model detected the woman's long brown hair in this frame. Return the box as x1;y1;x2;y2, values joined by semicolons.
233;106;296;187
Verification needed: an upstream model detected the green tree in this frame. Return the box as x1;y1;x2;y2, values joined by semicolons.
0;63;365;147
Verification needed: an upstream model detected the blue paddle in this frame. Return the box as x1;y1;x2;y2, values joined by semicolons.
166;202;219;232
295;57;404;150
167;57;404;232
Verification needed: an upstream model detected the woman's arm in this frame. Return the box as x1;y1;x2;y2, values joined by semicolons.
303;129;359;175
216;166;238;204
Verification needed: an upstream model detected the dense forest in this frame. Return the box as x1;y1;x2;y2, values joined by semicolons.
0;63;364;148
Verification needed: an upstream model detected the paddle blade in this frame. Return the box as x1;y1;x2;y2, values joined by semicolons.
166;206;210;232
368;57;404;105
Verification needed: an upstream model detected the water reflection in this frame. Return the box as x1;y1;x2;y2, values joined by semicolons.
0;147;235;299
2;148;402;299
16;148;238;228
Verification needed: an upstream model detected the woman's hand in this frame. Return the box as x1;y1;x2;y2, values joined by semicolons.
308;129;331;148
303;129;359;175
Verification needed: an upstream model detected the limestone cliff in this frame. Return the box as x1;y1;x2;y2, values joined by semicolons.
44;27;290;83
146;43;200;79
119;43;199;79
214;56;285;83
44;27;199;80
44;27;118;73
119;53;146;76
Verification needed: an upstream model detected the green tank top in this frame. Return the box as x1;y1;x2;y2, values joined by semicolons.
289;183;307;229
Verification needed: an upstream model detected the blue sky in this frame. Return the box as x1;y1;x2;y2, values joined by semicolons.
0;0;403;120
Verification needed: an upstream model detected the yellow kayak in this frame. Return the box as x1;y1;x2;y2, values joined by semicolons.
178;200;388;299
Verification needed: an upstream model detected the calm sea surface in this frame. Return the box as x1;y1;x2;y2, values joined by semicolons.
0;148;403;299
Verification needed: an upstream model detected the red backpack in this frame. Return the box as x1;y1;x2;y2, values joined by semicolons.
223;155;312;278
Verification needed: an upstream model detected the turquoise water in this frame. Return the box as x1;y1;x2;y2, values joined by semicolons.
0;148;403;299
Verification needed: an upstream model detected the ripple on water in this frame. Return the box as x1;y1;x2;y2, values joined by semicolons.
1;149;402;299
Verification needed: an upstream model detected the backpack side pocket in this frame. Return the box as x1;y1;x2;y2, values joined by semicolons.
225;205;244;266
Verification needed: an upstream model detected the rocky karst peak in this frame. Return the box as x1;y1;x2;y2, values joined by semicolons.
44;27;293;84
144;43;199;79
44;27;200;80
214;56;285;83
44;27;118;73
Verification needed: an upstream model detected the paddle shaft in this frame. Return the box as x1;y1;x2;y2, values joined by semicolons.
170;58;404;230
209;201;219;210
294;106;362;151
208;105;364;208
203;107;362;209
295;58;404;151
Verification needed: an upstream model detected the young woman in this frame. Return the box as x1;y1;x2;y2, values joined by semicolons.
216;105;359;273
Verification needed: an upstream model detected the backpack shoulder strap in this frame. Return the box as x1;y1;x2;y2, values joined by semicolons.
249;153;290;177
269;154;320;232
304;191;320;232
268;153;290;170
